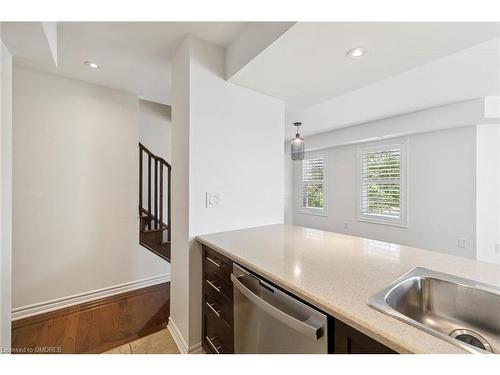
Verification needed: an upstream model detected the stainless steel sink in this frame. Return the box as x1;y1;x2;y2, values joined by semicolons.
368;267;500;353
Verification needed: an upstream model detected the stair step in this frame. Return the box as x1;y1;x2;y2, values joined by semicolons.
142;227;167;233
139;241;170;262
141;230;162;244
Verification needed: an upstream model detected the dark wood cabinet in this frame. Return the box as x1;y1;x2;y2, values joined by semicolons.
333;319;396;354
201;245;397;354
202;245;235;354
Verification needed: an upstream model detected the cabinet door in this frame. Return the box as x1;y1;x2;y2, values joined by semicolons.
334;320;396;354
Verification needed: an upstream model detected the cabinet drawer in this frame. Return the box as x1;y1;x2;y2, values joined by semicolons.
203;246;232;282
204;269;233;301
204;290;233;327
203;312;234;354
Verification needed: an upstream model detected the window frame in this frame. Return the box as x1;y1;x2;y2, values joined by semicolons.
356;138;409;227
298;152;328;216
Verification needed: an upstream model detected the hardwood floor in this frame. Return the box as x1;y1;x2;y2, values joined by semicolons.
11;282;170;354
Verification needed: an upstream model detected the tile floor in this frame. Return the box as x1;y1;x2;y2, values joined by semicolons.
104;329;180;354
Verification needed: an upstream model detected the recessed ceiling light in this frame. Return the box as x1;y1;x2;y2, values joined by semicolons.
84;61;100;69
346;47;367;58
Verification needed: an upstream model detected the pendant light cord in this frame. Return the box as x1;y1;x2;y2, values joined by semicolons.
295;122;301;137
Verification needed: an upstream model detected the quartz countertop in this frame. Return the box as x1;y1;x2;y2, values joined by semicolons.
196;224;500;354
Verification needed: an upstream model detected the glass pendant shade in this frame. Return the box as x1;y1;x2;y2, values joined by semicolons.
291;122;305;160
291;134;305;160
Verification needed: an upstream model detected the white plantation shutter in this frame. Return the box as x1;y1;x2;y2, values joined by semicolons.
301;157;325;212
358;139;407;226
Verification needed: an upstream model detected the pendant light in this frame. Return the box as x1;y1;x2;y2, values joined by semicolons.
291;122;305;160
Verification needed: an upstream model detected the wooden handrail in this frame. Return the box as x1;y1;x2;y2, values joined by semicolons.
139;143;171;243
140;208;168;228
139;143;171;170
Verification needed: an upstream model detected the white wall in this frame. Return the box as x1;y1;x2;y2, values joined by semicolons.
170;36;284;351
170;39;191;351
139;99;171;162
189;38;285;236
301;98;487;150
293;125;477;259
12;67;168;310
284;148;293;224
0;28;13;351
476;124;500;264
226;22;295;79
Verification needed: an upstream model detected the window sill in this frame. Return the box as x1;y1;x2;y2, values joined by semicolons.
298;209;328;217
357;216;407;228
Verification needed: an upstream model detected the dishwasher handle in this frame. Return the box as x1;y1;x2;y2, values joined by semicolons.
231;272;326;341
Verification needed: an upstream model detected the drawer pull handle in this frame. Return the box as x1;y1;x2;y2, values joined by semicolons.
205;336;222;354
206;302;222;318
206;280;221;293
206;256;221;268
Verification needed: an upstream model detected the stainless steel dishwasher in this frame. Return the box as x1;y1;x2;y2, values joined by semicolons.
231;264;328;353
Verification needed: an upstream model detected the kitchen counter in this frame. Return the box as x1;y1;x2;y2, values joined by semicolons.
196;224;500;354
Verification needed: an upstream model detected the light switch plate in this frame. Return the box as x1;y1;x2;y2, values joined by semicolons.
495;244;500;253
206;192;219;208
458;239;467;248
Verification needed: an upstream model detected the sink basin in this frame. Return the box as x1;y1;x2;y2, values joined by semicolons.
368;267;500;353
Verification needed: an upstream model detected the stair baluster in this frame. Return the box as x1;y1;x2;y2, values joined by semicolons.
148;155;152;230
154;159;158;230
159;163;163;231
167;166;171;242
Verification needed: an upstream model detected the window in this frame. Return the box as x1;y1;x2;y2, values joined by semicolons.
300;155;326;215
357;139;408;226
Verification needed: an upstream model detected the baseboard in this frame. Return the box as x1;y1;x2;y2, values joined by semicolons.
167;317;204;354
12;273;170;321
167;317;188;354
189;342;204;354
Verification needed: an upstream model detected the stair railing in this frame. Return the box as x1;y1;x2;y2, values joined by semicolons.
139;143;171;242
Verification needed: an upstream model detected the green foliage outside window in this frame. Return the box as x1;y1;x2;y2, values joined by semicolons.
364;150;400;216
304;184;324;208
302;158;325;210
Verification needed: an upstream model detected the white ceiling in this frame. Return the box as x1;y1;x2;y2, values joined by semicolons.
228;22;500;137
230;22;500;108
285;36;500;137
14;22;248;105
11;22;500;138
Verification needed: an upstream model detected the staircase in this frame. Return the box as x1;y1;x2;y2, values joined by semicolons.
139;143;171;261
